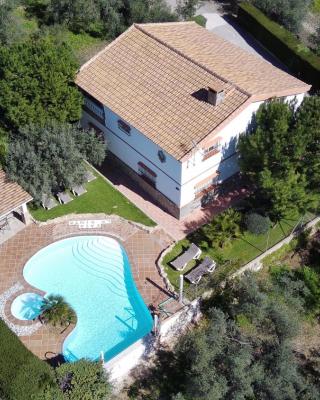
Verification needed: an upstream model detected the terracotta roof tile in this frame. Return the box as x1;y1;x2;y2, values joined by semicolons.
0;170;32;218
76;22;310;160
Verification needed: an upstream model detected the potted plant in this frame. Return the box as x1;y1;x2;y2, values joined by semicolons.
40;295;76;328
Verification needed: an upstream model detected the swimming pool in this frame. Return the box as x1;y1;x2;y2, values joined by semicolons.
23;236;153;362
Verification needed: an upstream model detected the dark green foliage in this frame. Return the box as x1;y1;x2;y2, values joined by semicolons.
0;36;82;131
131;274;318;399
40;295;76;327
0;0;26;45
176;0;199;19
245;212;271;234
294;95;320;189
201;208;241;248
26;0;177;39
252;0;310;33
238;99;318;220
0;320;59;400
237;3;320;91
310;24;320;56
190;14;207;27
5;121;106;202
55;360;112;400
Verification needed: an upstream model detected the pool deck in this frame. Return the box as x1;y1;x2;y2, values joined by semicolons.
0;214;175;361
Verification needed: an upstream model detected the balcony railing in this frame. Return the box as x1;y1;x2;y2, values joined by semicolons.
83;97;105;123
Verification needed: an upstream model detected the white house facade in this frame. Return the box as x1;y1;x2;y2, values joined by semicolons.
76;22;310;219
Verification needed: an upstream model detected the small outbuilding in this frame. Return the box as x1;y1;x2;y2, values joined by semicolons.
0;169;33;242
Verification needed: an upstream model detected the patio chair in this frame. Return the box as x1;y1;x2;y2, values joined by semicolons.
71;184;87;196
185;256;216;284
56;191;73;205
41;194;57;210
84;170;96;182
170;243;201;271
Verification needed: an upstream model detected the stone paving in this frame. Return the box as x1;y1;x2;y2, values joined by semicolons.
99;162;249;241
0;214;173;360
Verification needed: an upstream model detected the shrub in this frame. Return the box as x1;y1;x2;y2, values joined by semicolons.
0;320;58;400
237;2;320;91
55;360;112;400
190;15;206;27
245;212;271;235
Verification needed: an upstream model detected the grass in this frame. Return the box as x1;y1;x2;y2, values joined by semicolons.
312;0;320;13
29;169;155;227
163;210;317;291
0;320;56;400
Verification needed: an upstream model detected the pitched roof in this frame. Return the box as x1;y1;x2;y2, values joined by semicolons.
76;22;310;160
0;170;32;218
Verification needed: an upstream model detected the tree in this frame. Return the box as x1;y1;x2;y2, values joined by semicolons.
294;95;320;189
0;129;7;167
47;0;101;33
40;295;76;327
253;0;311;33
5;121;106;202
55;360;112;400
176;0;198;20
245;212;271;235
201;208;241;248
0;37;82;131
238;99;316;220
0;0;26;45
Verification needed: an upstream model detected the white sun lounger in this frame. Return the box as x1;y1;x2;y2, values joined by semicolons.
56;191;73;205
84;171;96;182
170;243;201;271
41;194;57;210
71;185;87;196
185;256;216;284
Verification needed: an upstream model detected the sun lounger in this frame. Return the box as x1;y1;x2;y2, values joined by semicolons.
185;256;216;284
84;171;96;182
170;243;201;271
71;185;87;196
56;191;73;204
41;194;57;210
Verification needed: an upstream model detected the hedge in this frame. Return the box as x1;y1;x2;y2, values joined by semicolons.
237;2;320;92
0;320;57;400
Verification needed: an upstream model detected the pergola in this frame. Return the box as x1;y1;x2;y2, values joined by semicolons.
0;169;33;231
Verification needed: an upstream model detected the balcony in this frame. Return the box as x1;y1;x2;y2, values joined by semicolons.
83;97;105;124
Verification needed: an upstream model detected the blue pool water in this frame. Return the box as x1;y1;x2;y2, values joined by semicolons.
23;236;153;362
11;292;43;320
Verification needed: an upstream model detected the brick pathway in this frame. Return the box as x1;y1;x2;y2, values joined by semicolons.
0;215;173;360
99;162;249;241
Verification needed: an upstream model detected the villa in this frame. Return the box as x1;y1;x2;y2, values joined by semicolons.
76;21;311;220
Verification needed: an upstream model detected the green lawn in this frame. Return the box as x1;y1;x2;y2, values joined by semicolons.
29;170;155;227
163;210;317;290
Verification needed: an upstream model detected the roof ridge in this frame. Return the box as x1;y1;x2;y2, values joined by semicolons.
134;23;252;97
79;25;136;72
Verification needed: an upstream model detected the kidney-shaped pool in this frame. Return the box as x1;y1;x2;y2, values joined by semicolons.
23;236;153;362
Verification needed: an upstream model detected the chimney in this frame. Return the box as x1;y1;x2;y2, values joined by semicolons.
208;87;225;106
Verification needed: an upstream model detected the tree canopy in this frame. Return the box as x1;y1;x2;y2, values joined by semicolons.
26;0;178;38
0;36;82;132
5;121;106;202
252;0;311;33
238;97;320;220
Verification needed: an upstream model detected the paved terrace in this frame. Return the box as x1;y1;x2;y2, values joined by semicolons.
0;214;174;361
99;162;249;241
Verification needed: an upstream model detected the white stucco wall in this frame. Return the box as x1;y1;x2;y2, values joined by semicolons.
82;106;184;206
82;92;306;210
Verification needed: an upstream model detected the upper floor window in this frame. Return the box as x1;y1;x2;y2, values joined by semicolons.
158;150;166;163
202;141;221;160
118;120;131;135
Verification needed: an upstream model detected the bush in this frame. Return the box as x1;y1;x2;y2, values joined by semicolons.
237;2;320;91
190;15;206;27
245;212;271;235
0;320;58;400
